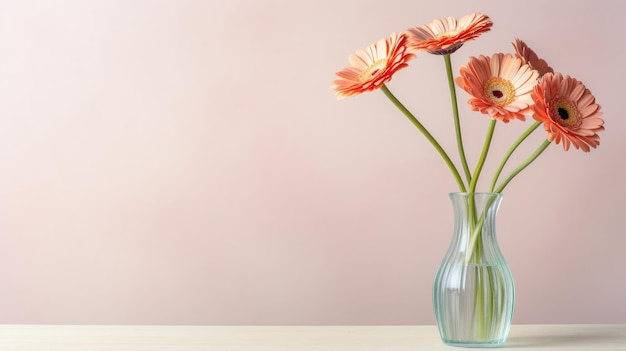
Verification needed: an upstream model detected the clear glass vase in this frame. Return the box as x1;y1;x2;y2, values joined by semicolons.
433;192;515;347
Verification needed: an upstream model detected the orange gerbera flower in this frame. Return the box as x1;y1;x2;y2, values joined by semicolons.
332;33;415;99
512;38;554;77
405;13;493;55
531;72;604;152
455;53;539;122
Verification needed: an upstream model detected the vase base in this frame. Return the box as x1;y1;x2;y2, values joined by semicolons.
441;338;507;348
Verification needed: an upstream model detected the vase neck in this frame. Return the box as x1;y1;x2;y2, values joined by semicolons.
449;192;503;224
448;192;503;262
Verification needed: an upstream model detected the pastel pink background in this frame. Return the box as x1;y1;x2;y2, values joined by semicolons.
0;0;624;325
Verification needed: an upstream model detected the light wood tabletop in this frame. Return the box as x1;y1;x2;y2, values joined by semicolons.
0;324;624;350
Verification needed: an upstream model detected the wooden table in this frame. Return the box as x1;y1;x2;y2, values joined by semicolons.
0;324;624;350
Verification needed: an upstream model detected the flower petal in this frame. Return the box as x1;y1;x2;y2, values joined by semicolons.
456;53;539;122
531;72;604;152
332;33;416;99
404;12;492;55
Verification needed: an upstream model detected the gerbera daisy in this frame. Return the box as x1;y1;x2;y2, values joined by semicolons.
405;12;492;55
455;53;539;122
531;72;604;152
332;33;415;99
512;38;554;77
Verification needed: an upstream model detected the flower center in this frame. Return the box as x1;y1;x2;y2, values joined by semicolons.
437;29;461;39
551;98;580;129
359;59;388;82
484;77;515;106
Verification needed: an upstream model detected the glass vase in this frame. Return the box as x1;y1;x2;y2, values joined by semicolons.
433;192;514;347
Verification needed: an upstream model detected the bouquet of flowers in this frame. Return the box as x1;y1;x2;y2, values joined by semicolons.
330;13;605;346
331;13;604;195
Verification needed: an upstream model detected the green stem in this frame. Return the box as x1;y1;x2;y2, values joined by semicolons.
444;54;472;185
494;140;552;193
380;84;467;192
464;194;499;263
488;121;542;192
469;119;497;194
468;121;494;237
475;264;486;339
465;120;496;266
466;194;501;340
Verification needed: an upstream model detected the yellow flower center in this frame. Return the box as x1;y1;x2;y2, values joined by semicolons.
551;98;581;129
438;30;460;39
359;59;388;82
484;77;515;106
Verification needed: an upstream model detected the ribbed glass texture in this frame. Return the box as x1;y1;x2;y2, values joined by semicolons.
433;192;514;347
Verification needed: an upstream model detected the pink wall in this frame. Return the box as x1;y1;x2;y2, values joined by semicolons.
0;0;624;325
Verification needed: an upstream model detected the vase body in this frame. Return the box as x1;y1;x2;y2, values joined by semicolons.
433;192;514;347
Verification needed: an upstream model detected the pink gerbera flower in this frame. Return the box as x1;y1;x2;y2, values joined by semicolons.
455;53;539;122
531;72;604;152
332;33;416;99
512;38;554;77
405;12;493;55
